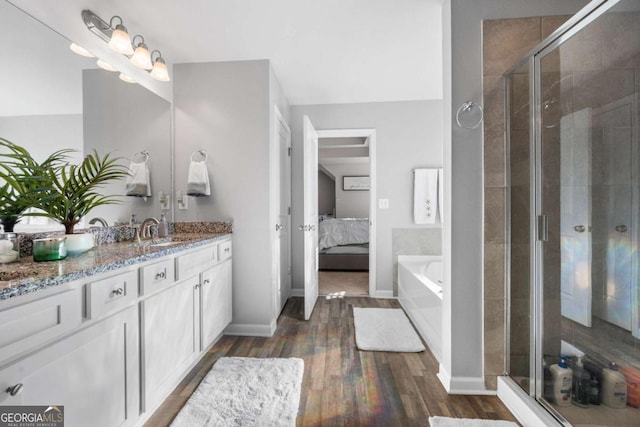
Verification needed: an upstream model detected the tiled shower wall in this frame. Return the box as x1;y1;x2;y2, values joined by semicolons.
482;16;569;390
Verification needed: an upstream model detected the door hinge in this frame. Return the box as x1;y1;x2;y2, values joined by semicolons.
288;206;291;215
288;147;292;156
537;214;548;242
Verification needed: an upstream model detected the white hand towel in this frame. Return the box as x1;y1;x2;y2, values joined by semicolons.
187;160;210;196
438;168;444;224
413;168;438;224
125;160;151;197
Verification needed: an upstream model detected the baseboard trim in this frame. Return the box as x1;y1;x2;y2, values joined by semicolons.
497;376;561;427
437;364;496;395
374;290;395;299
224;320;277;337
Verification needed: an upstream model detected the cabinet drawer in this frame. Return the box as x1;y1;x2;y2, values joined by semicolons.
140;259;175;295
218;240;232;262
86;270;137;320
175;246;217;280
0;290;80;364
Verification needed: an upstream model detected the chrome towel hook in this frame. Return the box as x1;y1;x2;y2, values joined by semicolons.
455;101;484;129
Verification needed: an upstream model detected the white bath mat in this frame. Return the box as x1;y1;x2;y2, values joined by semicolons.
353;307;425;352
429;416;519;427
171;357;304;427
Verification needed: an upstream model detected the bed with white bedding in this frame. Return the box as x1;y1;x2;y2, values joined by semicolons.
318;218;369;271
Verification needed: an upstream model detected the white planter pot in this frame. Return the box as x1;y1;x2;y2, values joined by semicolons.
63;233;94;256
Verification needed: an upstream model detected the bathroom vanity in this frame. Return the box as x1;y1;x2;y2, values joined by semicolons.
0;233;232;427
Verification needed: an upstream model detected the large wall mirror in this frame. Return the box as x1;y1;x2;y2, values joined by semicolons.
0;0;172;232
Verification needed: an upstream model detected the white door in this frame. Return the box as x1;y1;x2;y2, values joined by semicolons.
302;115;319;320
560;109;592;327
276;113;292;314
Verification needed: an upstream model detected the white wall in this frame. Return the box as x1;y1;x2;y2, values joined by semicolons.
290;100;443;294
83;70;172;225
0;115;83;164
322;163;369;218
441;0;591;393
174;60;280;334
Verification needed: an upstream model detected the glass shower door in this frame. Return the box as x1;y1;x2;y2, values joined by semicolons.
535;1;640;424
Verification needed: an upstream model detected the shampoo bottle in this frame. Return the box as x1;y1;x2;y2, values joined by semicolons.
602;362;627;408
550;357;573;406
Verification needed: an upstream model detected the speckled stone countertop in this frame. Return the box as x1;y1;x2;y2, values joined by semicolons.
0;232;231;301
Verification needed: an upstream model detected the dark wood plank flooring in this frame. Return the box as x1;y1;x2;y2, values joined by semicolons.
144;297;518;426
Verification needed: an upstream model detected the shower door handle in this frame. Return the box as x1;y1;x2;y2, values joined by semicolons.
574;225;586;233
615;225;627;233
537;215;548;242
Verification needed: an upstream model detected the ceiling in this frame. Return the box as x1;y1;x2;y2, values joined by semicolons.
11;0;444;105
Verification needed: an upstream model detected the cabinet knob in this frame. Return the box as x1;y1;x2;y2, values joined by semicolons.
6;383;23;396
224;248;230;253
203;279;211;285
615;224;628;233
155;271;166;280
111;288;124;296
194;284;201;289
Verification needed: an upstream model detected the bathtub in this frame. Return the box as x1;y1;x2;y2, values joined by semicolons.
398;255;443;363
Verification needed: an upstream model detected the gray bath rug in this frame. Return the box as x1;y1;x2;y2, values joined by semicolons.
428;416;519;427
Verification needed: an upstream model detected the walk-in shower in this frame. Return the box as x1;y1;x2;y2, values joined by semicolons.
506;0;640;425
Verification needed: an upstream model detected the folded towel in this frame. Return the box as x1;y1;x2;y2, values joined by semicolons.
187;160;210;196
125;160;151;197
413;168;438;224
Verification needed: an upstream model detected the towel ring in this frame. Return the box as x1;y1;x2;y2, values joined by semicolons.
191;149;208;162
455;101;484;129
132;150;149;163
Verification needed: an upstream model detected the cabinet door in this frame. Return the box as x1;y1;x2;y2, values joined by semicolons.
0;306;139;427
141;276;200;413
201;260;232;350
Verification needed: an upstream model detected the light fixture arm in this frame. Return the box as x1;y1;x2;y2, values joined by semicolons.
109;15;124;29
132;34;146;48
82;10;113;43
150;50;163;63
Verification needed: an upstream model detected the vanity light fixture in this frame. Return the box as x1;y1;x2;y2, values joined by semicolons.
97;59;117;72
82;9;170;82
107;17;134;56
118;73;136;84
130;35;153;70
149;50;170;82
69;42;94;58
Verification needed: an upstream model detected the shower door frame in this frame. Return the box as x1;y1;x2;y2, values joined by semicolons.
505;0;639;424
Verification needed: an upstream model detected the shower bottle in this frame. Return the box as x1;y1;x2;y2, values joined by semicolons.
550;356;573;406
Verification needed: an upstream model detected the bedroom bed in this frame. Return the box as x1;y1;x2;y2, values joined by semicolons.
318;218;369;271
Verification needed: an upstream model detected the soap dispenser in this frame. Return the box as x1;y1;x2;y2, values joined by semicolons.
602;362;627;408
158;213;169;238
550;356;573;406
572;356;590;407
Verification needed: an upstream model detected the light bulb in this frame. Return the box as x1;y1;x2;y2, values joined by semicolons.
69;43;94;58
97;59;117;72
150;57;170;82
118;73;136;83
108;24;133;56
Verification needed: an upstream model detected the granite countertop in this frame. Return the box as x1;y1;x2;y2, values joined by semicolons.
0;232;231;300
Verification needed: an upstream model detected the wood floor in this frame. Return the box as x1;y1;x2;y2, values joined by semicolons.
145;297;518;426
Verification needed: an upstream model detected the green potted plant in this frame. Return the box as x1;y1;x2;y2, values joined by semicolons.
34;149;129;255
0;138;70;232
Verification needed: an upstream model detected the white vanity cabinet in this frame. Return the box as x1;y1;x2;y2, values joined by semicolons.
0;236;233;427
200;258;232;350
140;274;201;412
0;305;139;427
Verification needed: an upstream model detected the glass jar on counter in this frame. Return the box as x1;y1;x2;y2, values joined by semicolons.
0;232;19;263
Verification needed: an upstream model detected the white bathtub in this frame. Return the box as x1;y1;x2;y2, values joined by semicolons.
398;255;443;363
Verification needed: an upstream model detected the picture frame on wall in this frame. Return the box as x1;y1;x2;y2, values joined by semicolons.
343;176;370;191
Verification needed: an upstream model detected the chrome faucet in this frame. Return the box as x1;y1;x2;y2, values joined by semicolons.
140;217;160;240
88;217;108;227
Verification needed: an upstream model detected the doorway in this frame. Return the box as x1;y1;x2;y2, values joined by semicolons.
315;128;376;298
